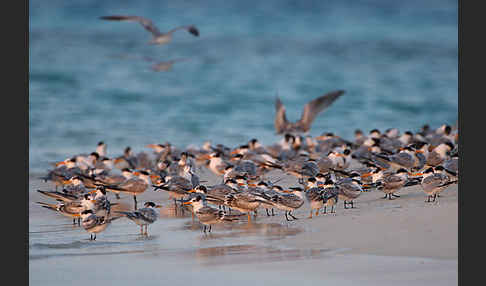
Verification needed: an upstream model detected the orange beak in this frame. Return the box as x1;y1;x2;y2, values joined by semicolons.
114;158;124;164
315;136;327;141
133;171;141;176
230;150;240;155
62;180;71;185
361;172;373;178
411;173;423;176
88;190;97;194
415;150;424;154
182;201;192;205
150;174;160;181
187;189;196;193
198;154;211;160
248;184;257;187
55;161;66;167
155;205;162;208
282;190;291;193
238;183;246;186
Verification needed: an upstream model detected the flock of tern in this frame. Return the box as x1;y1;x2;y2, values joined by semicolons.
35;16;458;241
37;94;458;240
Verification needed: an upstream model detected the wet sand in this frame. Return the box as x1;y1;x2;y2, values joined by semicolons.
29;167;458;286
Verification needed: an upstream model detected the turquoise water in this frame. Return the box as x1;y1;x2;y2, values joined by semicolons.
29;0;458;173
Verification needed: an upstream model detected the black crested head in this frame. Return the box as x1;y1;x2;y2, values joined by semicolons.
315;173;326;179
397;168;408;174
272;185;283;191
324;178;334;185
196;185;207;192
444;125;452;135
434;166;445;171
370;129;381;134
225;165;234;170
424;167;434;174
349;172;360;178
144;201;156;208
257;181;268;187
444;141;455;150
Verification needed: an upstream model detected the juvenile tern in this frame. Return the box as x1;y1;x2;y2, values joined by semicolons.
271;187;305;221
80;209;120;240
377;168;410;200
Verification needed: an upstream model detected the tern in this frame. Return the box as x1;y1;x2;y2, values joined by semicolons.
183;194;243;232
116;201;162;235
100;15;199;45
274;90;345;135
416;166;457;202
80;209;120;240
271;187;305;221
377;168;410;200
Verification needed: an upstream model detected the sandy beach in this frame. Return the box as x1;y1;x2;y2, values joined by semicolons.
29;164;458;286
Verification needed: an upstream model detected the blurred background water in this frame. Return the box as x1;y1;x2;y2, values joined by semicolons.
29;0;458;174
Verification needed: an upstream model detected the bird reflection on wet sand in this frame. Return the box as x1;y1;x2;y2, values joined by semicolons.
176;220;304;241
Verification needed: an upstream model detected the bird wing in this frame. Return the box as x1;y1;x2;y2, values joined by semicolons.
297;90;345;132
196;206;221;223
119;178;147;193
390;153;415;168
100;15;162;36
422;174;449;191
37;190;78;202
274;96;289;134
384;175;406;188
168;25;199;36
